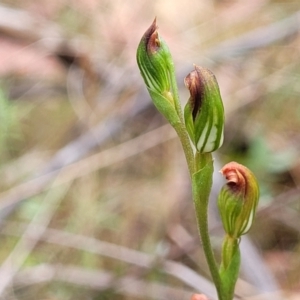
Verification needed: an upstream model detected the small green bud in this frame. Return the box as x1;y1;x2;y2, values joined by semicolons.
136;19;180;125
136;18;171;95
218;162;260;239
184;65;224;153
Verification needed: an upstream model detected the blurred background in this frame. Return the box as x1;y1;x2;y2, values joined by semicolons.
0;0;299;299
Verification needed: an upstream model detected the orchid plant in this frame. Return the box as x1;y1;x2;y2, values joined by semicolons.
136;19;260;300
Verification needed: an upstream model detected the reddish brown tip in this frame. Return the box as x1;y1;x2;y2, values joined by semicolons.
184;66;203;120
220;161;247;195
143;18;160;54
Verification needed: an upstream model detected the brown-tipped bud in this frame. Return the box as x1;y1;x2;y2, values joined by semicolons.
218;162;260;238
184;65;224;153
136;19;181;125
136;18;173;95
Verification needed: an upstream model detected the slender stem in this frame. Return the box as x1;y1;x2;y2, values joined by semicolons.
169;63;184;123
167;63;224;298
173;122;195;176
193;152;224;300
167;63;195;176
221;235;239;271
220;235;241;300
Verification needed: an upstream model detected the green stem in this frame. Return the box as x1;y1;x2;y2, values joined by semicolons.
167;65;224;298
173;122;195;176
166;64;195;176
169;63;184;123
219;235;241;300
193;152;224;300
220;235;239;271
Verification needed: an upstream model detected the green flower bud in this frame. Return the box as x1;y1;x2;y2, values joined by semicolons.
184;65;224;153
136;19;180;125
218;162;260;239
136;18;171;95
